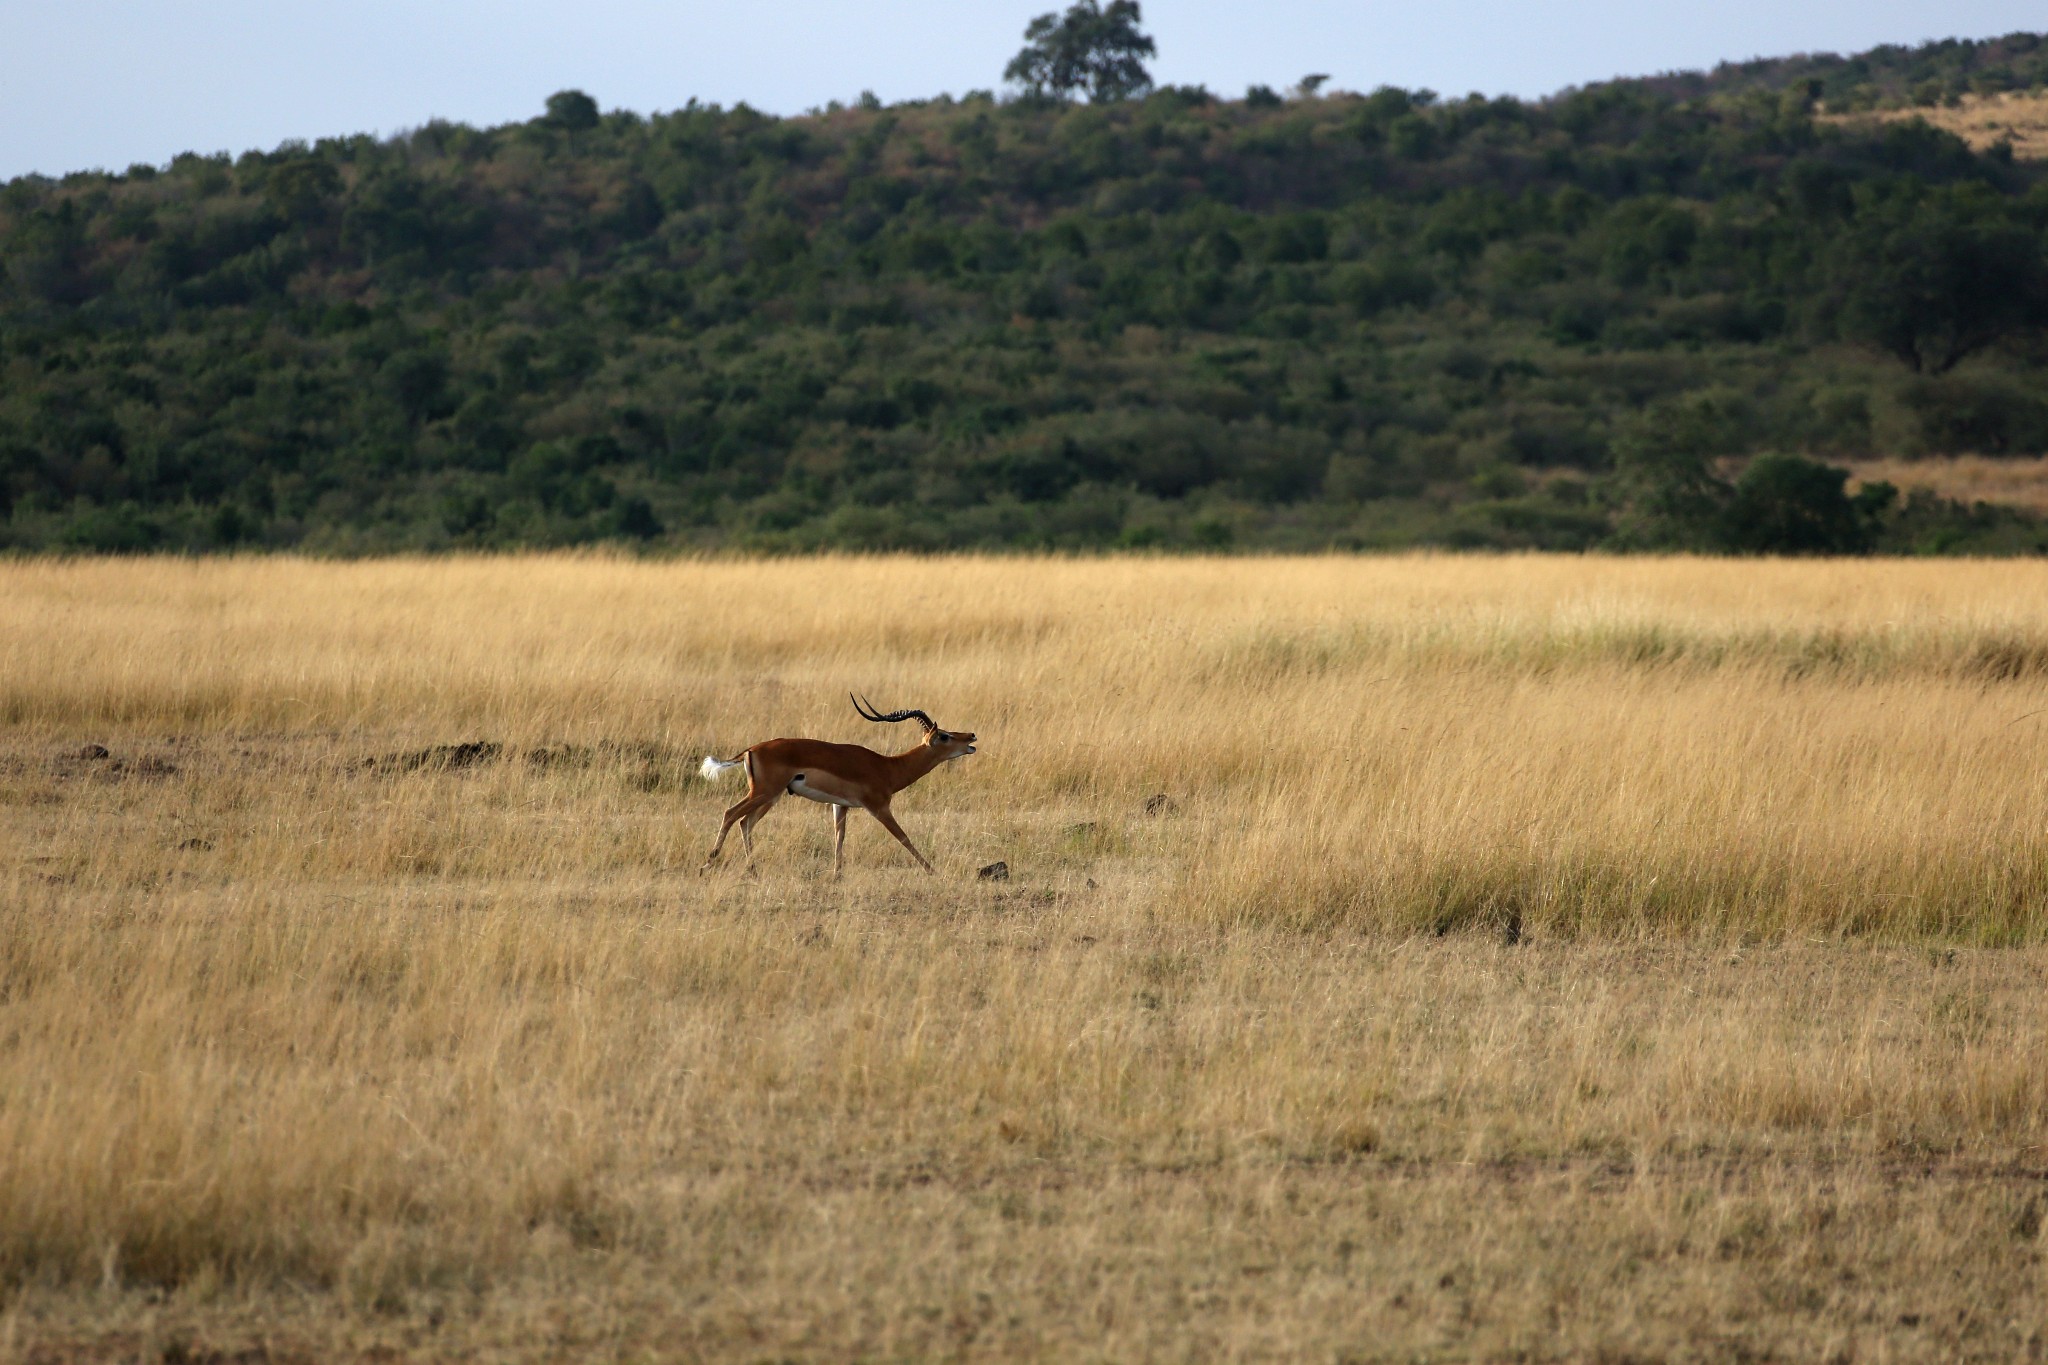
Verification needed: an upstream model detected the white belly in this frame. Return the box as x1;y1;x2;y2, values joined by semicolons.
787;774;860;807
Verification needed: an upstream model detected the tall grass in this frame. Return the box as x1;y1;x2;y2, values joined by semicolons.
6;553;2048;939
3;554;2047;1357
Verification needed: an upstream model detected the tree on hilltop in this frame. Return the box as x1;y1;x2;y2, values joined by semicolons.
543;90;601;132
1004;0;1156;103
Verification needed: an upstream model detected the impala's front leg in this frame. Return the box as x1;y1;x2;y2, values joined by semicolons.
831;804;849;877
868;802;935;873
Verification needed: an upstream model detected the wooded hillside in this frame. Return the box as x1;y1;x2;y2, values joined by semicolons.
7;33;2048;553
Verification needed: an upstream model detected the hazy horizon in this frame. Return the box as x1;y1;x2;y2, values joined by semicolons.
2;0;2042;182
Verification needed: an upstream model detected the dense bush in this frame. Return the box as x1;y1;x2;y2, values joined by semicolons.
1718;455;1892;555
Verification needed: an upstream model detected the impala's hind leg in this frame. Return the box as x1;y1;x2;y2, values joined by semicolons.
832;804;850;877
699;798;748;871
736;792;782;864
702;787;774;872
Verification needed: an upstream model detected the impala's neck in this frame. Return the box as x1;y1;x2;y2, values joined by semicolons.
881;743;942;795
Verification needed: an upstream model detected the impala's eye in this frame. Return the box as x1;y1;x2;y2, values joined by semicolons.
936;732;951;742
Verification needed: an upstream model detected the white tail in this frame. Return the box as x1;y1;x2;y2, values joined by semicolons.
700;754;744;781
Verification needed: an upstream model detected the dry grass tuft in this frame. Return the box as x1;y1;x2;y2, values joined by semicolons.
3;554;2047;1359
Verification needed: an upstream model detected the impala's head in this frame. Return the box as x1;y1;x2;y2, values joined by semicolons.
928;725;978;761
851;693;978;760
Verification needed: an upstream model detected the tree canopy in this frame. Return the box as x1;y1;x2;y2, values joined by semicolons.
1004;1;1156;103
543;90;601;132
1828;185;2048;372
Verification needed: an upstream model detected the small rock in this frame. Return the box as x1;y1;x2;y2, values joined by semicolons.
978;861;1010;882
77;744;109;761
1143;793;1178;816
1085;877;1098;890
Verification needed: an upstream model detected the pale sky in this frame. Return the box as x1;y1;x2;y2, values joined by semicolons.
2;0;2040;182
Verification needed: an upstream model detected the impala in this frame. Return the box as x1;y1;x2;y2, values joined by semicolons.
698;695;979;875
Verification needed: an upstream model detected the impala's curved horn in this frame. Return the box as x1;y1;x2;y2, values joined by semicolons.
851;692;937;735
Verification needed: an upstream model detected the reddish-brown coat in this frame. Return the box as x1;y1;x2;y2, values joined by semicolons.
700;725;978;874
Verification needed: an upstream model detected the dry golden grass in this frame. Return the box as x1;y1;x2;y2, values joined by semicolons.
3;554;2047;1361
1822;88;2048;159
1848;453;2048;517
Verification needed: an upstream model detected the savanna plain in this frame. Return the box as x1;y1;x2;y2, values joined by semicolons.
5;553;2048;1362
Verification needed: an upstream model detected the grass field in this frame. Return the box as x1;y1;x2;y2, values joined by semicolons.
4;553;2048;1361
1824;88;2048;160
1847;453;2048;517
